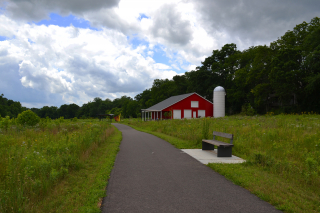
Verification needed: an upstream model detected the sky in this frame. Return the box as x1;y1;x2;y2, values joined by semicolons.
0;0;319;108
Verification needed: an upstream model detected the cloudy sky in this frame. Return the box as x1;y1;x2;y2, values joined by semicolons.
0;0;319;108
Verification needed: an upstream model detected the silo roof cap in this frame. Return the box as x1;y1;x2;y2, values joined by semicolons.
214;86;225;92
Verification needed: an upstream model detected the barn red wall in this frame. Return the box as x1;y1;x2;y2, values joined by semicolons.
155;93;213;119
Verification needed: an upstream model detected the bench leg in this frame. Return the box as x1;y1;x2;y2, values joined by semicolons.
202;141;215;150
217;147;232;157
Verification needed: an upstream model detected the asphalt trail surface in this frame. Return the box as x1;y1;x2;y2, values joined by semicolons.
101;123;281;213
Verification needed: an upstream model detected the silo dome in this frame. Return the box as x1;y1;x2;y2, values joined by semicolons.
213;86;225;118
214;86;225;92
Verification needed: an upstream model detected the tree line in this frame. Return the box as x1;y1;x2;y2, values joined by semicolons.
0;93;134;119
0;94;28;118
1;17;319;119
126;17;320;116
28;96;133;119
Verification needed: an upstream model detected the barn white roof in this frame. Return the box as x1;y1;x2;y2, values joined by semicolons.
143;92;212;111
143;93;194;111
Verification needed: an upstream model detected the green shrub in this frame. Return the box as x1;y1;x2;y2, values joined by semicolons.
58;116;65;123
0;116;11;132
163;111;172;118
39;118;47;131
54;117;65;130
241;103;256;116
17;110;40;126
46;116;52;123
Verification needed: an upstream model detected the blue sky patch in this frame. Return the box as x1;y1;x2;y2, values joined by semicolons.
34;13;100;30
54;67;64;72
128;36;170;65
128;35;149;50
28;38;35;44
64;77;72;83
0;36;7;41
0;35;16;41
0;2;7;14
153;45;190;74
138;13;149;21
152;45;170;65
127;35;187;73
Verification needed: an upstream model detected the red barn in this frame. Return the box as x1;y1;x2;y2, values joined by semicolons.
141;93;213;120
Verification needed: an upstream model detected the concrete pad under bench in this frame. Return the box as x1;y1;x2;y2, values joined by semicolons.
181;149;246;164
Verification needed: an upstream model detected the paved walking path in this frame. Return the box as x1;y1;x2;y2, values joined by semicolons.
101;123;280;213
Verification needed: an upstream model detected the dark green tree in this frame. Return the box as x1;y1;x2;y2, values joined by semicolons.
234;45;273;113
150;79;178;105
135;89;152;109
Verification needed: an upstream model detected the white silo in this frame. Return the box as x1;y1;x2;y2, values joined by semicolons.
213;86;225;118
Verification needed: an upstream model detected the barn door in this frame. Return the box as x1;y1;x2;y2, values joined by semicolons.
173;110;181;119
198;110;205;118
184;110;191;118
193;111;196;118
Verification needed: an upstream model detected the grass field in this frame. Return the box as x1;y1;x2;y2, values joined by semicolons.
121;114;320;213
0;118;121;213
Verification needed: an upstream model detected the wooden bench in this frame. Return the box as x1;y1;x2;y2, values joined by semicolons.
202;131;234;157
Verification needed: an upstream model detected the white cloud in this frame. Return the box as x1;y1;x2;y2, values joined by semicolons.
1;0;120;21
0;15;19;37
0;16;179;107
149;4;193;46
79;0;215;72
19;60;72;93
154;63;171;70
192;0;320;50
147;51;153;57
1;0;319;108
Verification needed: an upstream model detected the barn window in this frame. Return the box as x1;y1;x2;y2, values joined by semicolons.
191;101;199;108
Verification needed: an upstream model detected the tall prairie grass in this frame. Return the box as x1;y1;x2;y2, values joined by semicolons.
123;114;320;190
0;118;112;212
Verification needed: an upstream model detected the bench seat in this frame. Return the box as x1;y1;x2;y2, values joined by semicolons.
202;131;234;157
202;139;234;148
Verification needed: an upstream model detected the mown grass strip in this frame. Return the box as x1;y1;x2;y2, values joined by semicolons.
27;126;122;213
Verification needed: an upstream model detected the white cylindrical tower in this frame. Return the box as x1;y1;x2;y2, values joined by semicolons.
213;86;225;118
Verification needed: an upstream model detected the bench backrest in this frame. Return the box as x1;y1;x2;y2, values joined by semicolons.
213;131;233;144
